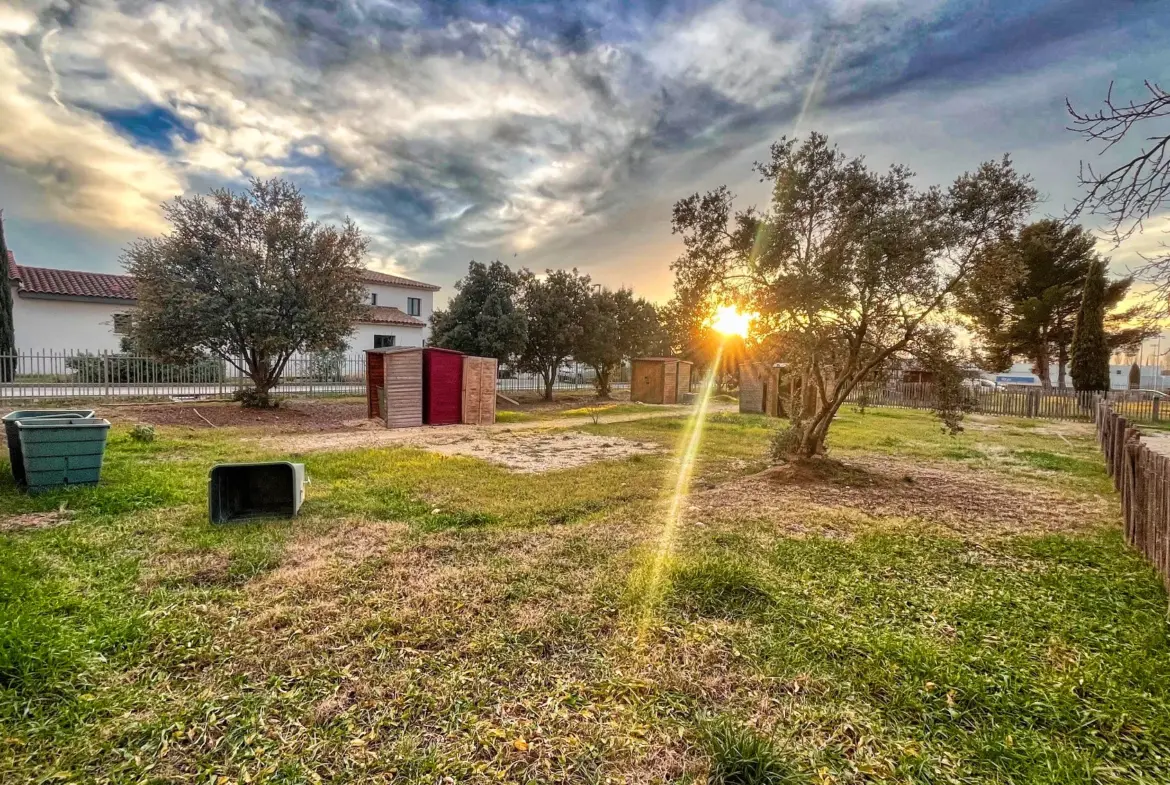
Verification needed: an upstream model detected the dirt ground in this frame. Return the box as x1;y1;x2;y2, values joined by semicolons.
8;389;637;432
688;454;1115;540
0;393;712;475
250;422;664;473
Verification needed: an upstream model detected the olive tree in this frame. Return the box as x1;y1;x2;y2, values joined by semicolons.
124;178;369;407
671;133;1037;458
576;287;663;398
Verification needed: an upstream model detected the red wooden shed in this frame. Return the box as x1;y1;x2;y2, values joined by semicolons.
423;347;465;425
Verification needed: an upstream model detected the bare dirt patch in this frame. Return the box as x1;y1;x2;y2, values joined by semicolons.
258;425;661;472
0;508;74;534
689;454;1115;539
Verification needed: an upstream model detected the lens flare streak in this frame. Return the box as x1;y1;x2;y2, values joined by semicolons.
636;343;725;638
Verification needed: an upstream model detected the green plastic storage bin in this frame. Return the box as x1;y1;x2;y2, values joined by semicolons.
209;462;306;524
3;409;95;486
15;417;110;493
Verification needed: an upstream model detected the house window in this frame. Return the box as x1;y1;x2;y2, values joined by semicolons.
370;292;378;306
407;297;421;317
113;313;133;335
374;335;396;348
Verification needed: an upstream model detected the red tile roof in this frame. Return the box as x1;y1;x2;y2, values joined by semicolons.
357;305;426;327
5;251;439;301
358;269;441;291
8;253;137;300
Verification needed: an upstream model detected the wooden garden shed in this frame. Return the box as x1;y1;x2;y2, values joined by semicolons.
366;347;423;428
631;357;680;405
739;362;786;417
462;356;498;425
676;360;694;399
423;347;465;425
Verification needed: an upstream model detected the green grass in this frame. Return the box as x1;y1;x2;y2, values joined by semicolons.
494;410;537;423
705;719;807;784
0;407;1165;783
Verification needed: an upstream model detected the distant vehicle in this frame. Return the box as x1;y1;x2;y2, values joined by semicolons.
1111;389;1169;401
995;374;1040;387
962;378;1000;391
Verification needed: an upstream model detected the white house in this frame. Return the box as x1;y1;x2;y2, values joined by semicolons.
6;250;439;354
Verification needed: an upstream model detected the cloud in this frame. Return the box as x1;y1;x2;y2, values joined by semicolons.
0;28;182;234
0;0;1166;285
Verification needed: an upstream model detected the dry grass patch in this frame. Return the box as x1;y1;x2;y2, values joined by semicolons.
0;508;73;534
688;454;1116;540
135;515;715;782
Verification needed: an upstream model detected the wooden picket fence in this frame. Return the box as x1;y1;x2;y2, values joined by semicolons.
1096;400;1170;589
847;383;1168;423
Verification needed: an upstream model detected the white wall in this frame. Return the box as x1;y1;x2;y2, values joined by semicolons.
9;282;434;356
362;284;433;342
12;292;130;353
346;323;426;352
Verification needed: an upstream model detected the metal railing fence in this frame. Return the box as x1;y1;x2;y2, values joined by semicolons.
0;351;630;402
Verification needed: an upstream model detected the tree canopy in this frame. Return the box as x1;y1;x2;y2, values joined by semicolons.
124;178;369;407
431;260;527;363
576;287;664;397
517;269;592;400
671;132;1037;457
1070;258;1112;392
960;220;1156;387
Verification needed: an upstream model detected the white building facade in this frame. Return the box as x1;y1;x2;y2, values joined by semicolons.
6;251;438;355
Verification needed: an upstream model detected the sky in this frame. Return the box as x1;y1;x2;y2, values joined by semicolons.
1;0;1168;306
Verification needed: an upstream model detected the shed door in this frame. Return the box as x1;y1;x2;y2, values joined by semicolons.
462;357;498;424
632;361;665;404
366;352;385;419
424;350;464;425
663;361;678;404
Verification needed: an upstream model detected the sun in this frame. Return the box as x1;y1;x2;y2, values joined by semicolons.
710;305;755;338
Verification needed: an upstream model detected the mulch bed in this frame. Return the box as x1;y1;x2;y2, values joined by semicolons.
97;399;370;431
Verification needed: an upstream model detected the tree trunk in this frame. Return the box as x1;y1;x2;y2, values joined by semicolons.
1032;342;1052;390
1057;342;1069;391
244;355;278;408
594;365;612;399
542;368;555;400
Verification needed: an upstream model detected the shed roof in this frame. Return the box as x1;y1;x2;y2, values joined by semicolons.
365;346;423;354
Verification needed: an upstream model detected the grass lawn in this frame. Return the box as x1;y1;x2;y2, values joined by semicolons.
1;406;1167;783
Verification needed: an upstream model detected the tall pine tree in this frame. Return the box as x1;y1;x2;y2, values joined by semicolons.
1070;258;1111;392
0;211;16;382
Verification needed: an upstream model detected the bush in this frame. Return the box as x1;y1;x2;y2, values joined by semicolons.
65;353;224;384
128;424;155;443
308;350;345;382
769;422;806;463
232;388;279;408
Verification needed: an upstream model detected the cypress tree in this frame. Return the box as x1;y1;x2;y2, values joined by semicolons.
0;212;16;382
1069;257;1111;392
